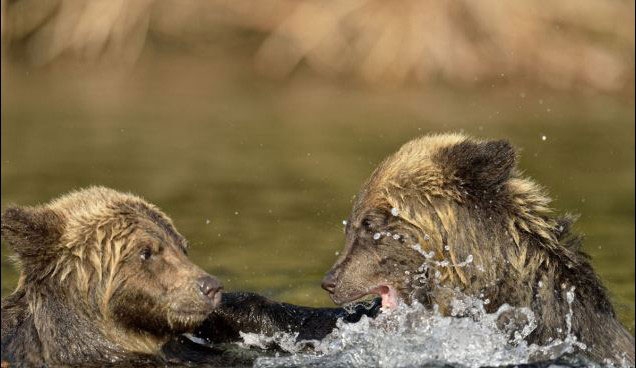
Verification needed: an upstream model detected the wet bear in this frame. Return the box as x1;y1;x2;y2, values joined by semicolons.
1;187;379;366
321;134;634;365
1;187;226;366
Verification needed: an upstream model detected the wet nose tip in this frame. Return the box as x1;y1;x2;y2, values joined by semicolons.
321;273;337;293
197;275;223;298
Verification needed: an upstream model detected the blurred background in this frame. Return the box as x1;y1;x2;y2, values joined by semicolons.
1;0;634;332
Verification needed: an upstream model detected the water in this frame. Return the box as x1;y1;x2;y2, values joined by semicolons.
235;258;610;368
1;55;634;366
247;299;583;368
238;294;629;368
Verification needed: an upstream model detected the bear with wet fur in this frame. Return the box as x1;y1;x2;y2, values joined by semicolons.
1;187;223;366
321;134;634;365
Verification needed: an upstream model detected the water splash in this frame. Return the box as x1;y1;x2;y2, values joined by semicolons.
529;286;587;361
238;331;312;353
241;291;597;368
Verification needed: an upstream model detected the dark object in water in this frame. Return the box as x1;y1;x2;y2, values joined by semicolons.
195;292;382;345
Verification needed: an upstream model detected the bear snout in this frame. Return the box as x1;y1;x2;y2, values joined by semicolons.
321;272;337;294
197;275;223;305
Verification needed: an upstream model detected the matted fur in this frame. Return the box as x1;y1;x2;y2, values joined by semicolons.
324;133;634;365
1;187;221;366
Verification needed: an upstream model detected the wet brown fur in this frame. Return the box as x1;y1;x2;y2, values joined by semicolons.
325;133;634;365
1;187;220;366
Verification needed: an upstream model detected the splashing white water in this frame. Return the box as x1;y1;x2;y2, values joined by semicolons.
238;331;309;353
235;239;609;368
244;292;593;368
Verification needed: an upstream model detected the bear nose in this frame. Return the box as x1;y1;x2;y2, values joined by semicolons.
197;275;223;299
321;272;337;294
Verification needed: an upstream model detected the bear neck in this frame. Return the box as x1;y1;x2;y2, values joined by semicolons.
23;280;167;365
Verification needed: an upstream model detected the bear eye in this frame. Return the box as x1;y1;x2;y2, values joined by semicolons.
361;218;373;231
139;247;153;261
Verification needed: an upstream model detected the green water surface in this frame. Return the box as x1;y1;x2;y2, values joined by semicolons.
1;58;633;333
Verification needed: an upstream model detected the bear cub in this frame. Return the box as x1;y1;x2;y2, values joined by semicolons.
322;134;634;365
1;187;223;366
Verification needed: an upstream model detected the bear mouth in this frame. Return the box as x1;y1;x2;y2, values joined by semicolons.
337;285;399;310
168;292;221;324
370;285;399;310
167;306;215;330
169;307;213;319
202;290;222;309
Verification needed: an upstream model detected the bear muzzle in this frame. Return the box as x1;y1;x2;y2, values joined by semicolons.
321;272;337;294
197;275;223;307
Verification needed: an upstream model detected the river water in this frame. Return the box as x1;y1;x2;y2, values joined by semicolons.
1;57;633;367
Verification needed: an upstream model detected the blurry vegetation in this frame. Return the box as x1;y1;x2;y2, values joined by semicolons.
2;0;634;94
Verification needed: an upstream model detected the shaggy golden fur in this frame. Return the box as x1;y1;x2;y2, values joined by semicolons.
1;187;222;366
323;133;634;365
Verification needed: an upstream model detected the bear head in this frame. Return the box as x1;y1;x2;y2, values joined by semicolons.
1;187;222;343
321;133;561;311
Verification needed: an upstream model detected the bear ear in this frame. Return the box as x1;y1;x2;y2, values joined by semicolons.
438;139;516;192
1;206;63;259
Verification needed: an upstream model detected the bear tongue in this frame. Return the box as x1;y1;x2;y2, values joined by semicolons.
375;285;398;310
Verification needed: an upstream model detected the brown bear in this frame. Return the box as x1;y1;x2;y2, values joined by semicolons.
1;187;380;366
321;133;635;365
1;187;228;366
